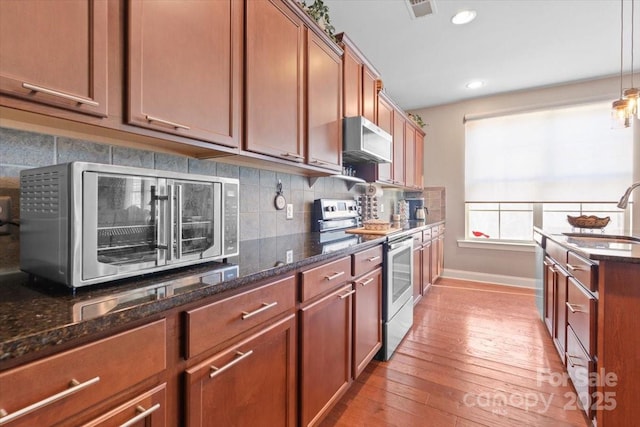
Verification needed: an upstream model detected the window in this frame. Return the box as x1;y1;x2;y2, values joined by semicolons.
464;102;633;242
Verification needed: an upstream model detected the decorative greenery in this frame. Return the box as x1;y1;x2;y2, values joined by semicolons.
300;0;336;40
408;113;426;128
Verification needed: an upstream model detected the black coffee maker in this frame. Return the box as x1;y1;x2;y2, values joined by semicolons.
406;198;427;221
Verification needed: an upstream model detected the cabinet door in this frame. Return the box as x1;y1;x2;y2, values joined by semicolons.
300;284;353;426
404;122;416;188
185;315;296;427
128;0;241;147
376;94;394;183
245;0;305;163
412;246;422;305
353;268;382;378
0;0;107;117
392;113;406;186
415;131;424;189
555;267;569;364
362;66;378;123
422;240;432;293
543;257;556;337
342;45;362;118
307;30;342;172
81;384;166;427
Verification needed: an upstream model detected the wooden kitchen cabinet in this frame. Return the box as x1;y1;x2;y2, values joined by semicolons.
81;384;167;427
0;0;108;117
375;92;395;184
185;314;296;427
543;256;556;337
299;283;354;427
362;66;379;123
422;235;433;293
127;0;242;147
412;232;423;305
306;29;343;172
404;122;416;189
414;130;425;189
245;0;305;163
0;320;166;426
392;112;406;187
351;246;383;379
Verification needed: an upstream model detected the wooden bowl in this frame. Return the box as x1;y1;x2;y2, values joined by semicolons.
363;219;391;231
566;215;610;229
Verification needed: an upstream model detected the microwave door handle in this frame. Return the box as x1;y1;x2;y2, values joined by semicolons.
175;184;183;259
167;184;175;261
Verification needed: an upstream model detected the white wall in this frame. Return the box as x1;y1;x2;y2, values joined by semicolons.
411;74;640;287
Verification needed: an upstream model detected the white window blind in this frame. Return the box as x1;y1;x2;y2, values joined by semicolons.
465;102;633;202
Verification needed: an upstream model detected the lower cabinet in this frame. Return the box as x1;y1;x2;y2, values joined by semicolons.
352;267;383;379
299;283;354;427
185;314;296;427
82;384;167;427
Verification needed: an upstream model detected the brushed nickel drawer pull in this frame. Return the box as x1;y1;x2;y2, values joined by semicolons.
310;159;328;165
566;354;586;368
0;376;100;425
241;301;278;320
281;152;305;162
145;115;191;130
22;82;99;106
359;278;374;287
338;289;356;299
366;256;381;262
210;350;254;378
324;271;345;281
565;302;584;313
567;264;589;272
119;403;161;427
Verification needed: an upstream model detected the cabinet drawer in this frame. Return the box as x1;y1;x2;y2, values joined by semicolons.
567;252;598;292
300;256;351;302
566;326;594;419
411;232;423;249
566;277;597;356
185;275;296;359
0;320;166;427
82;383;166;427
422;228;432;240
546;240;568;265
352;245;383;277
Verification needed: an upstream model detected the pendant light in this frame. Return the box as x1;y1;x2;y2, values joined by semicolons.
623;0;639;118
613;0;631;128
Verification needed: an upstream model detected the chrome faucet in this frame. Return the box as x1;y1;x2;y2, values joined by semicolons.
617;182;640;209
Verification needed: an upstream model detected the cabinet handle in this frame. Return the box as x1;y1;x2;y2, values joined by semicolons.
0;376;100;425
567;264;588;272
145;115;191;130
324;271;345;281
543;260;553;267
565;302;584;313
281;152;305;162
566;354;586;368
22;82;99;106
119;403;161;427
310;159;328;166
241;301;278;320
359;278;374;287
338;289;356;299
210;350;254;378
366;256;381;262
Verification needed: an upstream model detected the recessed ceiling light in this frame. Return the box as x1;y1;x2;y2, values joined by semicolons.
451;10;477;25
466;80;485;89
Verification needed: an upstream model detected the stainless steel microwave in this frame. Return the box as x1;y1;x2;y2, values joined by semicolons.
20;162;239;287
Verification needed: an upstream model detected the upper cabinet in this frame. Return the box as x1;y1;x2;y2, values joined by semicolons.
362;66;379;123
375;92;394;184
0;0;108;117
245;0;306;163
414;130;425;189
392;112;406;186
306;30;343;172
128;0;242;148
404;122;416;188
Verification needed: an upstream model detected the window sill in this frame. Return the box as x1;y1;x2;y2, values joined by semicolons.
457;239;536;252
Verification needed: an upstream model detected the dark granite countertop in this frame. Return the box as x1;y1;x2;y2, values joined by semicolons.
535;227;640;264
0;220;442;366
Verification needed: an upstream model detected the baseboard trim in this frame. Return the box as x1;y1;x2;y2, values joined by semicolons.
441;268;536;289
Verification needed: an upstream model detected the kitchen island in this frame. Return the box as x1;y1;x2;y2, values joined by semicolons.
535;228;640;427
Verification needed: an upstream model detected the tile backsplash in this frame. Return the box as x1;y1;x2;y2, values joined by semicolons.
0;127;409;275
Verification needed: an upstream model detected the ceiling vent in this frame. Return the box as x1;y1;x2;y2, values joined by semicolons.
406;0;436;19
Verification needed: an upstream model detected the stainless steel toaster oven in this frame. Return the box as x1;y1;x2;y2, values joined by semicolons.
20;162;239;287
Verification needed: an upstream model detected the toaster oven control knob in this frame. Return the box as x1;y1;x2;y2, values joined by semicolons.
326;206;336;212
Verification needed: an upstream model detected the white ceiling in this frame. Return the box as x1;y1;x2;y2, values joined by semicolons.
324;0;640;110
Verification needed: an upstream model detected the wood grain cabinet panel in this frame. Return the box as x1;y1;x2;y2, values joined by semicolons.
341;44;362;118
0;0;108;117
245;0;305;162
300;256;351;302
0;320;166;427
81;384;167;427
185;315;296;427
362;66;378;123
415;130;424;189
299;284;353;426
353;267;382;379
404;122;416;189
375;92;394;184
392;113;406;186
128;0;242;147
306;30;342;172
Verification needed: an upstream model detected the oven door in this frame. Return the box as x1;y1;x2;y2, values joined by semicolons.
82;172;166;281
386;236;414;318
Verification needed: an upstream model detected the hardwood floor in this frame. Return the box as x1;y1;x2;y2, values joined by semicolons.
321;278;590;427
